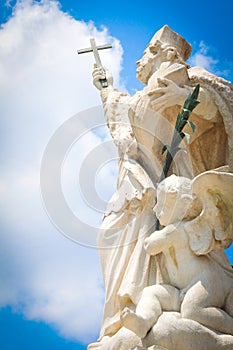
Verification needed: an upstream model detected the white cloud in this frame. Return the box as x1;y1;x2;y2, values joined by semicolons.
190;52;217;71
0;0;123;344
189;40;233;82
189;41;218;72
4;0;13;7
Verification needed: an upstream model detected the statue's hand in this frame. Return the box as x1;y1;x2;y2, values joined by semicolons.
144;233;160;255
144;225;177;255
92;64;113;90
147;78;189;111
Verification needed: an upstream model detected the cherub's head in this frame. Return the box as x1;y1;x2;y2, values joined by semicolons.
154;175;193;226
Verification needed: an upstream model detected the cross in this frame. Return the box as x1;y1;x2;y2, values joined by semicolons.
77;38;112;88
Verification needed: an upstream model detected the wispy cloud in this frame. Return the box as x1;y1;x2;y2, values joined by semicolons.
0;0;123;343
189;41;218;71
4;0;13;8
189;40;233;82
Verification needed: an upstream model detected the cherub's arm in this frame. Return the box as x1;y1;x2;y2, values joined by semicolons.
144;224;178;255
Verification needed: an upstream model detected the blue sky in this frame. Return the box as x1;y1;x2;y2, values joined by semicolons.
0;1;233;349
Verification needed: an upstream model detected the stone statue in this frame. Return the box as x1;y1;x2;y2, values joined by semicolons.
88;25;233;350
121;172;233;343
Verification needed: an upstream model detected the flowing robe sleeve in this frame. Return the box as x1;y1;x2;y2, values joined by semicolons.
97;88;157;339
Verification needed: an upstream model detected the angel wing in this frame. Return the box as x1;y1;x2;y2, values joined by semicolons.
186;170;233;255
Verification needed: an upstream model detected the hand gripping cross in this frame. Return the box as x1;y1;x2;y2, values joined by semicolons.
77;38;112;88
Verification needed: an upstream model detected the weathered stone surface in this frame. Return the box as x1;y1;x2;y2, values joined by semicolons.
88;25;233;350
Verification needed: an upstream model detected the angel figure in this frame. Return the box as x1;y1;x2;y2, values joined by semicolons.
121;170;233;339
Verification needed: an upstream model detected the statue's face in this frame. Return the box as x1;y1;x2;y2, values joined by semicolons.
136;43;162;84
136;42;179;84
154;187;191;226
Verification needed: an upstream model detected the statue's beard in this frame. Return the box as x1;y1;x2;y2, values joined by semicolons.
136;64;152;84
136;59;162;84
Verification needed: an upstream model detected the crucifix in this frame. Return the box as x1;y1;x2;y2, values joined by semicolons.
77;38;112;88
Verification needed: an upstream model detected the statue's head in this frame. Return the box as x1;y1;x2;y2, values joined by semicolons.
136;25;192;84
154;174;193;226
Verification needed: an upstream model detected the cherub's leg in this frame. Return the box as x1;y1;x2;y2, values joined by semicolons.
181;281;233;335
225;289;233;318
121;284;180;338
143;312;233;350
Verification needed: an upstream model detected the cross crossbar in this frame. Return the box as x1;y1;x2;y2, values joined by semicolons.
77;43;112;55
77;38;112;87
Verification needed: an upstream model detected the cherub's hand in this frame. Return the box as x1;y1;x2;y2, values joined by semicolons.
144;225;178;255
147;78;189;111
92;64;113;90
144;233;160;255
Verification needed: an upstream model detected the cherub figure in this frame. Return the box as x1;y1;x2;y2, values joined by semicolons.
121;170;233;339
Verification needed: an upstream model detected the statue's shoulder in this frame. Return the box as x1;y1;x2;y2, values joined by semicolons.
188;66;233;90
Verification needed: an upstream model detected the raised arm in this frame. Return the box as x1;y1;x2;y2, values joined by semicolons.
92;65;135;155
92;64;116;103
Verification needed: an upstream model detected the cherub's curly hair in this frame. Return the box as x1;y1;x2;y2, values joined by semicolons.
158;174;192;196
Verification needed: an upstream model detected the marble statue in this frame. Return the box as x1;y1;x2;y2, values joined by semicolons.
121;172;233;340
88;25;233;350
